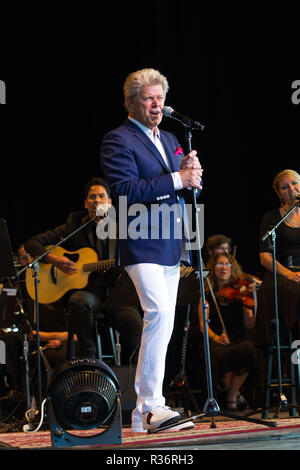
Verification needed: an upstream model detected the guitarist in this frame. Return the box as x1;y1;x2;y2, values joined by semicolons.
24;177;143;362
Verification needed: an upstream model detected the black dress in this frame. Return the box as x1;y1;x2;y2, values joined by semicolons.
256;209;300;345
208;297;260;384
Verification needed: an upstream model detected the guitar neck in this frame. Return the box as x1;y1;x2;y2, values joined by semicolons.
83;258;115;273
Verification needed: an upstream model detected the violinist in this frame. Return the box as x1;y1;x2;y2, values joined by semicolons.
198;252;261;411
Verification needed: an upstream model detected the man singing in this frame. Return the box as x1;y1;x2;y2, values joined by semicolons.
100;68;203;432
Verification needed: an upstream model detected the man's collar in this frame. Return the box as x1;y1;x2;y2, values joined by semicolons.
128;117;160;138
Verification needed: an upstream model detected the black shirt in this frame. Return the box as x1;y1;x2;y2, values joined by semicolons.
259;209;300;262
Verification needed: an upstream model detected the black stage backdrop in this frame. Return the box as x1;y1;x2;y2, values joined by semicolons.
0;2;299;276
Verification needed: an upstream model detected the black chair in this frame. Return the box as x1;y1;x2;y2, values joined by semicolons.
262;331;299;418
65;310;119;365
94;312;119;365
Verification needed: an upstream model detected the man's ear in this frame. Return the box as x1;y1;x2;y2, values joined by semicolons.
125;98;133;112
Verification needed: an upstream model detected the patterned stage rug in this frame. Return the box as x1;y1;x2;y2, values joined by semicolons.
1;418;300;449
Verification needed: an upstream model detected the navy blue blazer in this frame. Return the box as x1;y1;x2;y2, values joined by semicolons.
100;119;200;266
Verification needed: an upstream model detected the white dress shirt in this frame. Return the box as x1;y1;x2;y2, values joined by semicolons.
129;117;183;190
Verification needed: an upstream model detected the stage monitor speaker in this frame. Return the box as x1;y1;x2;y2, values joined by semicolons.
112;365;137;425
47;358;122;448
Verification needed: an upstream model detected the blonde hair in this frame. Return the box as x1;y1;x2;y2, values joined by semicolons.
272;169;300;203
123;68;169;111
273;170;300;194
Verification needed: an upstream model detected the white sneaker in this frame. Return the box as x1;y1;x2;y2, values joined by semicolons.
131;419;195;433
153;420;195;432
142;406;180;430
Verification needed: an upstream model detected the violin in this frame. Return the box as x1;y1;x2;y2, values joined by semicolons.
217;276;259;309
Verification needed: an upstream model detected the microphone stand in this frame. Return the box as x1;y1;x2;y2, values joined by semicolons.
15;215;99;409
149;123;276;433
260;200;300;417
185;127;219;427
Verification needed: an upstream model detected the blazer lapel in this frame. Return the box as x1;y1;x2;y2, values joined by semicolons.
160;132;177;172
126;119;170;173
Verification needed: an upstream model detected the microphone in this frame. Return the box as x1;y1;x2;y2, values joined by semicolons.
96;203;109;218
162;106;205;131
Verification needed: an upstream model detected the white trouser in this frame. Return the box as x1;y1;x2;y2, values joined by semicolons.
125;262;180;422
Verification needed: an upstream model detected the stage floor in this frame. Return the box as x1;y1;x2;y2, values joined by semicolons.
1;412;300;451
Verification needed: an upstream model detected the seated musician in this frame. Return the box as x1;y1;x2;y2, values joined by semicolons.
203;234;233;263
0;246;76;402
24;177;143;362
198;252;262;411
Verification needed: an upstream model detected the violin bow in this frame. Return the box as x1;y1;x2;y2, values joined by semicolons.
202;259;228;337
205;277;228;337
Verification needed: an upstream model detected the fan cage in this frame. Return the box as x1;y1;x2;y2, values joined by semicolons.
48;365;119;430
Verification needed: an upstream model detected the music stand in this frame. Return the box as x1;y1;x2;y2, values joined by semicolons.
0;287;17;329
177;266;209;306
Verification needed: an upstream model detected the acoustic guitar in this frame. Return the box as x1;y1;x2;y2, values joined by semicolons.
25;245;115;304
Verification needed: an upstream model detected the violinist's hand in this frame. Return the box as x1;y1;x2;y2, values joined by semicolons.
287;271;300;284
45;339;62;349
215;332;230;345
